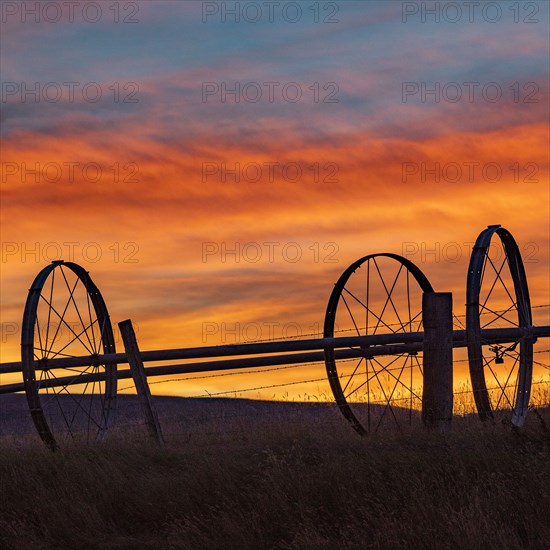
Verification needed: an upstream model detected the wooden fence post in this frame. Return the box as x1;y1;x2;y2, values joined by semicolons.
421;292;453;431
118;319;165;447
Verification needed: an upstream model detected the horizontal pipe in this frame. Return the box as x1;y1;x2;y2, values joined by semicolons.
2;324;549;395
0;344;421;394
0;332;427;373
0;325;548;377
1;340;437;395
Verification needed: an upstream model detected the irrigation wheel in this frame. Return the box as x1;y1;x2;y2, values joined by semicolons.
466;225;533;427
21;261;117;450
324;254;434;435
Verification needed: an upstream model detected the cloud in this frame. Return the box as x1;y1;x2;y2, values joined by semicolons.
1;1;548;396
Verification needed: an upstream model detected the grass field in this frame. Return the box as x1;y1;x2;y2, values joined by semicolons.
1;395;549;550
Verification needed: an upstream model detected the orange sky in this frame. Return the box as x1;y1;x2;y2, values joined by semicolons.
1;1;549;402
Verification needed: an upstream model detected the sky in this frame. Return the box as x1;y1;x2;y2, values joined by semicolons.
1;0;549;401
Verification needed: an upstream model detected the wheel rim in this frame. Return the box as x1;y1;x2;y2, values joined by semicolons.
21;261;117;449
324;254;434;434
466;226;533;426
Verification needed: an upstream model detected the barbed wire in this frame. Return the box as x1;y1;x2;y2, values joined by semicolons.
119;363;549;404
116;355;423;393
116;361;327;392
117;347;550;394
179;376;550;401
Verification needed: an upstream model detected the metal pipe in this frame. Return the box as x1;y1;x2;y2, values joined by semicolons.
0;325;548;377
0;331;428;373
0;344;424;394
2;322;549;395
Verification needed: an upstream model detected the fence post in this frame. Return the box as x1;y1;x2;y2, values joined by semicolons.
421;292;453;431
118;319;165;447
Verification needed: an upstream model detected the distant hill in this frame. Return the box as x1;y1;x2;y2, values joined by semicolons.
0;393;425;442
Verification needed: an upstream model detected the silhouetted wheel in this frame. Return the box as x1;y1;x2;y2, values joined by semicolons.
21;261;116;450
324;254;433;434
466;225;533;427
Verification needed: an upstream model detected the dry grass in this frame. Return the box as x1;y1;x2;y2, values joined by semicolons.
1;397;549;550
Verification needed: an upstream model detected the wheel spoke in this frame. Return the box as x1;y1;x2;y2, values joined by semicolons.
370;355;422;401
44;270;55;354
87;371;98;440
494;353;519;410
42;274;83;356
345;353;422;403
341;293;361;336
44;371;73;437
371;360;401;430
45;318;99;361
34;313;46;360
479;303;518;329
40;292;95;356
413;352;423;377
69;367;96;429
365;262;370;340
371;259;406;333
484;356;514;410
86;285;99;353
48;369;102;430
406;310;422;333
342;287;398;334
344;354;401;399
60;267;96;353
483;253;516;310
40;364;94;409
342;357;364;394
32;347;93;360
366;356;371;431
479;254;507;312
406;270;412;332
375;355;409;431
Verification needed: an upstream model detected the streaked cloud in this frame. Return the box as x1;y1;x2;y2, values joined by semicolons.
1;1;548;397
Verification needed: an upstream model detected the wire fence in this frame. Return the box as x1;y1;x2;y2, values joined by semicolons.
108;345;550;446
113;304;550;412
1;306;548;447
114;303;550;393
